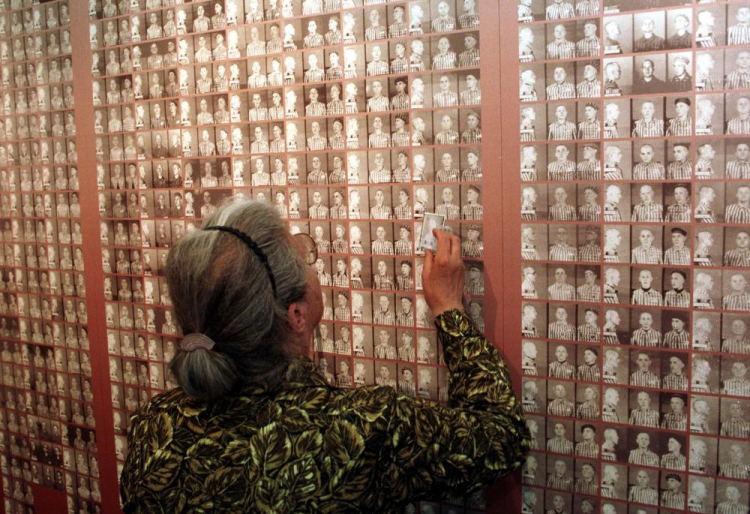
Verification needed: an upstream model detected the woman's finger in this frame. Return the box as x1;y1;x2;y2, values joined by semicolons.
433;229;452;259
450;234;462;261
423;248;434;276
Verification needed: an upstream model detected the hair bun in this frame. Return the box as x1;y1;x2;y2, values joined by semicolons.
171;349;238;402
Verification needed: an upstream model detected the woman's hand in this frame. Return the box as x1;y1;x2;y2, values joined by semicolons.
422;229;465;317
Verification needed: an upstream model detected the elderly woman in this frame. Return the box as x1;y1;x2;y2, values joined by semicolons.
120;200;529;512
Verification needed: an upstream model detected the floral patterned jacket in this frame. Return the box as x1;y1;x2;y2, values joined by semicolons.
120;309;531;513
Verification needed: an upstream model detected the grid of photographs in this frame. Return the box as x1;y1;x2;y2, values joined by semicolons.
519;1;750;514
90;0;484;512
0;1;104;513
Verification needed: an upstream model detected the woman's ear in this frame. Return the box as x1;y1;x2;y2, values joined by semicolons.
287;301;307;334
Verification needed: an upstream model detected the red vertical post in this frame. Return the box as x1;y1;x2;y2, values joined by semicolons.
68;2;123;513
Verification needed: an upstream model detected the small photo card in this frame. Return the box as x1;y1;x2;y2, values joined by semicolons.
417;213;446;253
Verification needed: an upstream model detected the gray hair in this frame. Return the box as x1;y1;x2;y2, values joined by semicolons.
166;200;308;402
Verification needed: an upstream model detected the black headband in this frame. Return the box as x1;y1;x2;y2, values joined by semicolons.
205;226;277;295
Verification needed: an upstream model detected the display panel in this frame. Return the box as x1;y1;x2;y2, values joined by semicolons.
88;0;485;512
0;1;105;513
518;1;750;513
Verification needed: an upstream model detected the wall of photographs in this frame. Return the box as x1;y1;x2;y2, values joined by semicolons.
85;0;484;513
15;0;750;512
0;0;108;513
0;0;109;513
518;0;750;513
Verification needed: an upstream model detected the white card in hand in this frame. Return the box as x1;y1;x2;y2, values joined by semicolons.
417;213;446;253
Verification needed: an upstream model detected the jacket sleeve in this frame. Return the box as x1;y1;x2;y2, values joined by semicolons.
375;308;531;503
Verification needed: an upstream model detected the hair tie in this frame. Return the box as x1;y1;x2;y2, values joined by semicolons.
180;333;216;352
204;225;277;295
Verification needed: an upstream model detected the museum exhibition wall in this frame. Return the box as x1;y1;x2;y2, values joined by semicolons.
0;0;748;513
0;0;494;512
516;0;750;513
